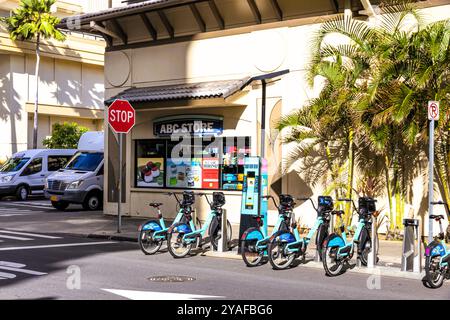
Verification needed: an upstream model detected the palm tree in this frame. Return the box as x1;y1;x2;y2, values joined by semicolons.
1;0;65;149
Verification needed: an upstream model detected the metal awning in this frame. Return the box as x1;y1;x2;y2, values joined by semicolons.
105;77;250;105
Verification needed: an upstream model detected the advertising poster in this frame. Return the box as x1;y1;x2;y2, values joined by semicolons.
137;158;164;187
202;158;219;189
166;159;197;188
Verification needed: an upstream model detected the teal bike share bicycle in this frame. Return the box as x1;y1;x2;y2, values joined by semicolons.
240;194;294;267
138;191;196;255
267;196;333;270
322;197;379;276
424;200;450;288
167;192;232;258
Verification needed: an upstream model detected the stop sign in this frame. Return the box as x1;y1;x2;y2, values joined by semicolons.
108;99;136;134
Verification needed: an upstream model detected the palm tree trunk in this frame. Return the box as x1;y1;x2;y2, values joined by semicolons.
325;143;340;200
345;129;355;226
33;34;40;149
384;155;394;231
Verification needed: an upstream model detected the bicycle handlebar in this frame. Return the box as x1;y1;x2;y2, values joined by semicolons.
297;197;318;212
338;198;358;213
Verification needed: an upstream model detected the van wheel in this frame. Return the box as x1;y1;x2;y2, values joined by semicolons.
16;185;29;201
83;191;102;211
52;201;69;211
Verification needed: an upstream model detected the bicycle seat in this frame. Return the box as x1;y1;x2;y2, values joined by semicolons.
430;214;445;220
149;203;163;208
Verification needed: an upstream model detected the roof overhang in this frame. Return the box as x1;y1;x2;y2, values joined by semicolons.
105;77;250;107
58;0;380;52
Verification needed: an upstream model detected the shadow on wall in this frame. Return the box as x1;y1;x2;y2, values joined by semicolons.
0;68;22;157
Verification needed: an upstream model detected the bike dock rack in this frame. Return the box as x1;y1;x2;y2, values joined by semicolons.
216;209;228;253
401;218;421;273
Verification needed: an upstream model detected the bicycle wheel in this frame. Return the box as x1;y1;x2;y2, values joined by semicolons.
138;229;163;255
425;256;445;288
241;228;264;267
322;246;344;277
210;219;232;251
167;225;195;258
268;235;296;270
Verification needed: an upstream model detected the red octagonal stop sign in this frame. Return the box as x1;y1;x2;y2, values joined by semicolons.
108;99;136;134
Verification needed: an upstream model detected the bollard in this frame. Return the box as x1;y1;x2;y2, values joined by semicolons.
401;219;421;273
217;209;228;253
367;216;377;269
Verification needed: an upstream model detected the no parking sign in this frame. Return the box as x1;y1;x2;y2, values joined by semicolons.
428;101;439;121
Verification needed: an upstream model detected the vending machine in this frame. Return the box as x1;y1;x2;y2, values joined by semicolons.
238;157;268;243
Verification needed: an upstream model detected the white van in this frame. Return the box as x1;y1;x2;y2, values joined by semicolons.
0;149;77;201
45;132;104;211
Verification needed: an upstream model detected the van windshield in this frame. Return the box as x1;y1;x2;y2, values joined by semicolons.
65;152;103;172
0;157;30;173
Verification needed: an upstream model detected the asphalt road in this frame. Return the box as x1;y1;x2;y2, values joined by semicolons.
0;200;449;300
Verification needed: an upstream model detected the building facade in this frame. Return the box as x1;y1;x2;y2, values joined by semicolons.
0;0;108;161
61;0;450;231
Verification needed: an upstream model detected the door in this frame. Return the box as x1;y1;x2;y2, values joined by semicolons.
20;157;44;192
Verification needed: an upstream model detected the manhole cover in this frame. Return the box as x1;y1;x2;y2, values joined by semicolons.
148;275;196;283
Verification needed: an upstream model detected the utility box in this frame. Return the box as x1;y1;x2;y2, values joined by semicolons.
401;218;421;273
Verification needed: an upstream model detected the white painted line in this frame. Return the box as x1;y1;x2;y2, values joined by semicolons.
1;203;51;210
0;261;26;268
0;230;61;239
0;234;33;241
0;241;117;251
0;272;16;279
0;266;46;276
102;289;224;300
0;215;31;217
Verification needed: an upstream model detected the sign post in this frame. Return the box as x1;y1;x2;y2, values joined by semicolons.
108;99;136;233
428;101;439;244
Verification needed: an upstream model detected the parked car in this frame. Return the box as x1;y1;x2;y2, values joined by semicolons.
45;131;104;211
0;149;77;201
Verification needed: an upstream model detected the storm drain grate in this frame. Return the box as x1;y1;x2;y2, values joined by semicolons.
148;275;196;283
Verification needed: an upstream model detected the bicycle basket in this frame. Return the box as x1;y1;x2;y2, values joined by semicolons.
212;192;226;208
182;191;195;206
358;197;376;218
279;194;295;208
317;196;333;216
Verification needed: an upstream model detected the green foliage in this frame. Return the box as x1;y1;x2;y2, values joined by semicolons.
279;0;450;228
0;0;65;42
43;122;88;149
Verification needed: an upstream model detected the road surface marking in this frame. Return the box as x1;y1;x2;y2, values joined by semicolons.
0;241;117;251
102;289;224;300
0;230;61;239
0;234;33;241
0;261;47;279
0;203;52;210
0;272;16;279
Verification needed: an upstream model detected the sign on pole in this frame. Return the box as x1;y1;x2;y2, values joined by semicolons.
428;101;439;243
108;99;136;233
428;101;439;121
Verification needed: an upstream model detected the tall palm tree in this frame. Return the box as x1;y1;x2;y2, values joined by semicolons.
1;0;65;149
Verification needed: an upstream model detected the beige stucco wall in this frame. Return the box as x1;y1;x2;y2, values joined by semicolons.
103;4;450;233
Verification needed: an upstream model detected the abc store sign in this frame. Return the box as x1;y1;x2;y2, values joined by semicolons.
153;115;223;137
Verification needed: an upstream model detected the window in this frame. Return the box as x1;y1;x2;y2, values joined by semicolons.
65;152;103;172
21;158;42;176
221;137;251;190
0;157;30;173
136;140;165;188
97;164;104;176
48;156;72;171
135;137;250;190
